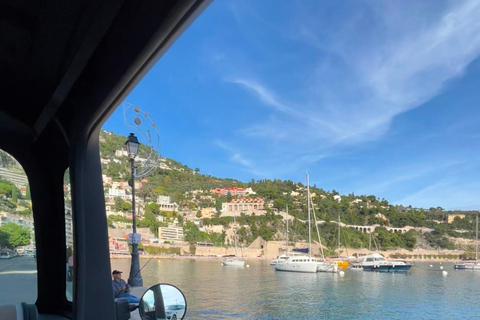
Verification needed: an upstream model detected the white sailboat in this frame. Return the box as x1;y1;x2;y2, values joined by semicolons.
310;188;338;273
270;205;294;266
222;212;245;267
275;173;334;273
454;213;480;270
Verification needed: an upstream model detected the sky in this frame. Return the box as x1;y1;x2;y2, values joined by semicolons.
103;0;480;210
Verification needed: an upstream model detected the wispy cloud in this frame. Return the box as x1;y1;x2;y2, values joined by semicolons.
214;140;263;176
395;180;480;210
229;0;480;154
355;160;466;196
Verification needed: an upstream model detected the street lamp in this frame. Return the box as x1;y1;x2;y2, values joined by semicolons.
125;133;143;287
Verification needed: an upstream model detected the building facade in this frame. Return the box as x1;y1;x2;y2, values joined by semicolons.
211;187;246;197
157;195;179;212
158;226;184;242
221;198;265;213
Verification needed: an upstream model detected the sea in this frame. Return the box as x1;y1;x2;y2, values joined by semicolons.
111;259;480;320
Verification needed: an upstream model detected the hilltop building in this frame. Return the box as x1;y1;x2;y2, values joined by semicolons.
157;195;179;212
221;198;265;213
211;187;246;197
445;213;466;224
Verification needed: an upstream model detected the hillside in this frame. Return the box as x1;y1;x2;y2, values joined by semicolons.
1;131;479;255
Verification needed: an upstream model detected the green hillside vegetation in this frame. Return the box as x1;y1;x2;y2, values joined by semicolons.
99;131;477;252
1;132;477;253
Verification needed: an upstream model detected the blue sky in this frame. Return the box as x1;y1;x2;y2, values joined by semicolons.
104;0;480;210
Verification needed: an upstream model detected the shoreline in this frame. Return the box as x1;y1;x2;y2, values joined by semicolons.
110;254;461;263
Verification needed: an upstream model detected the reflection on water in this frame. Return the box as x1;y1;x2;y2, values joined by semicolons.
111;259;480;319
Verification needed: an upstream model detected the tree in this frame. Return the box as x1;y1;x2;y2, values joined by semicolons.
25;185;31;200
0;223;31;248
122;202;132;213
114;197;124;212
0;229;8;248
196;210;202;218
11;186;18;202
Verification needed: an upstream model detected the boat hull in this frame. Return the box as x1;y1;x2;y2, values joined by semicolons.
362;264;412;273
275;262;318;273
454;262;480;270
317;262;339;273
222;259;245;266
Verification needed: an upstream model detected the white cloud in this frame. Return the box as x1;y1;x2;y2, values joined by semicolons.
231;0;480;152
214;140;263;176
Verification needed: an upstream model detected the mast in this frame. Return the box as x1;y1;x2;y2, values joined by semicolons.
338;215;341;252
307;173;311;258
476;213;478;261
233;213;237;257
369;232;372;251
285;204;289;251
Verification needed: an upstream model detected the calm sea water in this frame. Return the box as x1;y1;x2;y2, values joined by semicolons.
111;259;480;319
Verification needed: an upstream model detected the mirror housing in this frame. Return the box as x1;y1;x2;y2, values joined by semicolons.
139;284;187;320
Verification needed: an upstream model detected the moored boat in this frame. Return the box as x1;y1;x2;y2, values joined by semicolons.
454;214;479;271
275;255;320;273
351;253;412;273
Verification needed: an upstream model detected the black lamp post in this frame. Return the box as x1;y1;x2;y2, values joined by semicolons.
124;133;143;287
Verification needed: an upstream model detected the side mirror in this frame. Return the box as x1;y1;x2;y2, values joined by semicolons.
139;284;187;320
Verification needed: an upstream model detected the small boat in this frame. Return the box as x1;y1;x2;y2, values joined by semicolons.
351;253;412;273
222;258;245;267
454;214;479;271
222;212;245;267
453;259;480;270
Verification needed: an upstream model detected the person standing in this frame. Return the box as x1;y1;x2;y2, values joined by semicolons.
112;270;140;303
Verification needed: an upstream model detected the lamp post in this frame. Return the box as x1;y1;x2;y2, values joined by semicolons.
125;133;143;287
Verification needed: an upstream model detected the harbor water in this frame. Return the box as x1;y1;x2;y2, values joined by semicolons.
111;259;480;319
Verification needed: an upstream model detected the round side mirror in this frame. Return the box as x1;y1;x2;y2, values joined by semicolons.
139;284;187;320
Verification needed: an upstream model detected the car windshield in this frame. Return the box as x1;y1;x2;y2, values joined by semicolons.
3;1;480;319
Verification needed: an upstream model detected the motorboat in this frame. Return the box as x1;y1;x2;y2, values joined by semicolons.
454;259;480;270
275;255;321;273
351;253;412;273
454;214;479;271
222;258;245;267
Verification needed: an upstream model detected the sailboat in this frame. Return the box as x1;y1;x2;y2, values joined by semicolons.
454;213;480;270
311;196;338;273
275;173;336;273
222;212;245;267
330;215;349;268
270;205;297;266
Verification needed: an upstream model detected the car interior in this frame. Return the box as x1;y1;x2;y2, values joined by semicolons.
0;1;211;319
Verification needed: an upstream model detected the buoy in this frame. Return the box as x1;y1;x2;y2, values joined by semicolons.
429;265;433;267
246;265;250;268
339;271;345;277
442;271;448;276
440;266;444;270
